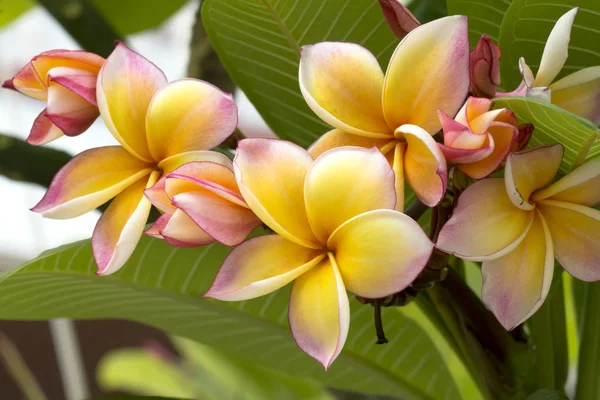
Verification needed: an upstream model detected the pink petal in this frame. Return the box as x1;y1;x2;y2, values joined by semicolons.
377;0;420;39
27;110;65;145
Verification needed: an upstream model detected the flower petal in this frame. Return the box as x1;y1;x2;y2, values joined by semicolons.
289;254;349;370
97;42;167;162
27;110;65;145
299;42;390;137
328;209;433;298
550;66;600;125
204;235;325;301
481;210;554;330
45;79;99;137
437;179;534;260
157;150;233;174
532;155;600;207
391;142;406;211
535;7;579;87
94;171;160;276
145;212;170;239
307;129;390;159
399;124;447;207
504;145;563;210
383;16;470;133
459;122;517;179
378;0;420;40
304;146;396;242
47;66;98;105
234;139;320;248
146;79;237;160
7;62;46;100
32;146;153;219
440;140;494;165
160;209;215;248
31;49;104;82
538;200;600;281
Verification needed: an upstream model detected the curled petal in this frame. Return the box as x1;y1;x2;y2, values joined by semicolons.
47;67;97;105
437;179;534;260
459;122;517;179
391;142;406;211
482;210;554;330
299;42;390;137
470;34;502;98
308;129;390;159
328;210;433;298
31;50;104;83
204;235;325;301
377;0;420;39
157;150;233;174
532;155;600;207
439;139;494;165
399;124;447;207
146;79;237;160
159;209;215;248
97;42;167;162
6;62;46;100
550;66;600;125
519;57;535;88
535;7;579;87
289;255;349;370
45;80;99;137
32;146;153;219
145;213;170;239
304;147;396;242
27;110;65;145
383;16;470;133
234;139;320;248
504;145;563;210
94;171;160;276
538;200;600;281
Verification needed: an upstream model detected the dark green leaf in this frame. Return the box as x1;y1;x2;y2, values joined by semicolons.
446;0;510;48
575;282;600;400
526;389;568;400
407;0;447;24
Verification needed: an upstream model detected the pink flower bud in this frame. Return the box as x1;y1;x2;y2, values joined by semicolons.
469;35;502;98
377;0;420;40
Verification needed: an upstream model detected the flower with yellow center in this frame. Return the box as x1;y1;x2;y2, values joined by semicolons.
31;43;238;275
205;139;434;368
299;16;470;209
437;145;600;329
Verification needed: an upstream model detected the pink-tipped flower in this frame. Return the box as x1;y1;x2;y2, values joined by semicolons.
470;35;501;98
144;161;261;248
377;0;420;40
3;50;105;145
438;145;600;330
438;97;519;179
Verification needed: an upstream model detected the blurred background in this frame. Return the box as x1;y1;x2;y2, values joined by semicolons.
0;1;281;399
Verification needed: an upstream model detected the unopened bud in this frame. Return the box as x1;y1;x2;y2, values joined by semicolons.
377;0;420;40
470;35;502;98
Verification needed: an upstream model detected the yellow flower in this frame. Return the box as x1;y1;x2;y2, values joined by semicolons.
31;43;238;275
437;145;600;329
299;16;471;209
205;140;433;368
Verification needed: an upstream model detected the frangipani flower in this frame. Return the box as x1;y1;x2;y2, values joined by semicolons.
205;140;434;368
437;145;600;329
438;97;519;179
516;8;600;124
31;43;237;275
299;16;470;209
3;50;105;145
470;35;501;98
144;161;261;247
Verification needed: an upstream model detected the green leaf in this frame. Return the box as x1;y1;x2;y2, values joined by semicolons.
492;97;600;173
575;282;600;400
202;0;399;148
407;0;447;23
446;0;510;46
527;267;568;390
0;0;35;27
90;0;189;35
499;0;600;91
0;236;464;400
526;389;568;400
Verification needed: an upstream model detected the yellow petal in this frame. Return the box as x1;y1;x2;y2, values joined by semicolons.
97;43;167;162
146;79;237;160
234;139;320;248
159;209;215;248
437;179;534;260
504;145;563;210
383;16;470;132
328;210;433;298
299;42;390;137
289;254;349;370
94;171;160;275
534;8;578;87
459;123;517;180
304;147;396;242
399;124;447;207
157;150;233;174
391;142;406;212
32;146;153;219
538;200;600;281
481;210;554;330
550;66;600;125
204;235;325;301
308;129;390;159
532;155;600;207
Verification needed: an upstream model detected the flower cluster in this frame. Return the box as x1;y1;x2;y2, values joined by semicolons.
6;2;600;369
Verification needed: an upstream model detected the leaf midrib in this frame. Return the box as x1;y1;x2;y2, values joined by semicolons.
259;0;301;56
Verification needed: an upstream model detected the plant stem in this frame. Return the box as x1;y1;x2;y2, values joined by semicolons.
0;332;47;400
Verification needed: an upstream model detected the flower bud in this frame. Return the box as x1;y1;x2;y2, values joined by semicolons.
469;35;501;98
377;0;420;40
